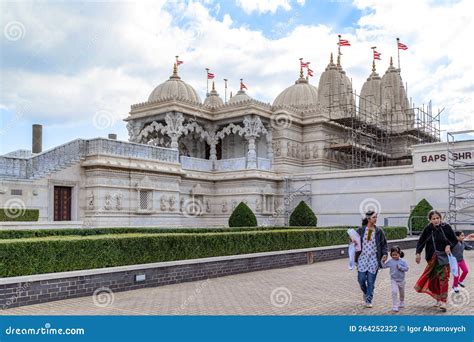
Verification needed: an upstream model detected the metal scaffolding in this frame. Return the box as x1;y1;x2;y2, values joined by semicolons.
447;130;474;230
326;91;441;169
283;176;312;226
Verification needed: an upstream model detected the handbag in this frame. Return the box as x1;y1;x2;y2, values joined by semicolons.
432;230;449;266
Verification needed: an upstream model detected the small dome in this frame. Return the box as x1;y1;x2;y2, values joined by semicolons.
273;76;318;110
317;53;355;113
228;89;252;104
359;61;382;122
148;64;201;104
203;82;224;107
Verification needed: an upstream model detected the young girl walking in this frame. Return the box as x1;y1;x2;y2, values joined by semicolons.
452;231;473;293
383;246;409;312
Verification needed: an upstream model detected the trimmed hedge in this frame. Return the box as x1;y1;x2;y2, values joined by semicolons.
228;202;257;227
0;226;407;277
0;226;318;240
0;208;39;222
408;199;433;232
289;201;317;227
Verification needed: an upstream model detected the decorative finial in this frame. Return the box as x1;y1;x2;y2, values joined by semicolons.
372;60;376;72
337;53;341;67
212;81;215;91
300;66;304;78
390;56;393;67
330;53;333;64
172;63;178;77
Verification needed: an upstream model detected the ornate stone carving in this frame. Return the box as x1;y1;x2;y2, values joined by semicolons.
232;200;237;211
160;195;167;211
274;140;281;157
104;193;111;210
115;193;122;211
87;192;94;210
169;196;176;211
180;197;184;212
205;199;211;213
222;200;228;213
312;144;318;158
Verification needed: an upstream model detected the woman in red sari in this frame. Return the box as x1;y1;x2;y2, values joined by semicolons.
414;210;458;312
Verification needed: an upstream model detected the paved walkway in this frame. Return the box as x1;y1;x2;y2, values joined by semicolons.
2;249;473;315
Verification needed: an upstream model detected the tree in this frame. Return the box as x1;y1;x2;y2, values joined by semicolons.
289;201;317;227
229;202;257;227
408;199;433;233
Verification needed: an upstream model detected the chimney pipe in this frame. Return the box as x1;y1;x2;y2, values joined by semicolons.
32;124;42;153
108;133;117;140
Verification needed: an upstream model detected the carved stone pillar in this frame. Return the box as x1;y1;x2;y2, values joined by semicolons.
243;115;266;169
246;136;257;168
164;112;184;150
266;128;273;166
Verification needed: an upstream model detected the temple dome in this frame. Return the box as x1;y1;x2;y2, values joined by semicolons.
203;82;224;107
148;64;201;104
228;89;252;104
273;75;318;110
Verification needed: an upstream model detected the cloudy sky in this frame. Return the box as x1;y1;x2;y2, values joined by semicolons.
1;0;473;154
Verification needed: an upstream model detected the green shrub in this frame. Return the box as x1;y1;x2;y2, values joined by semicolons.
0;227;407;277
408;199;433;232
0;208;39;222
289;201;317;227
0;226;313;239
228;202;257;227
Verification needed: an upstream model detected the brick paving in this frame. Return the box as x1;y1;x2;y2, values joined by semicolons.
1;248;473;315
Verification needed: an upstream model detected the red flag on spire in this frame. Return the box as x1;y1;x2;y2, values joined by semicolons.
397;42;408;50
307;68;314;77
240;81;248;90
176;59;184;65
207;72;215;79
300;60;309;68
338;39;351;46
373;50;382;60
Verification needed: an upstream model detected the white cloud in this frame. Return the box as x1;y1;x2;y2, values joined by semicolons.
235;0;292;14
1;0;473;148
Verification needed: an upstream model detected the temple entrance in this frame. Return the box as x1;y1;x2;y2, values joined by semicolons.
54;186;72;221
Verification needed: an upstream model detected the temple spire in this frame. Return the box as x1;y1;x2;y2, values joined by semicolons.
171;63;179;78
330;52;334;64
337;53;341;67
212;81;215;91
372;60;376;72
390;56;393;67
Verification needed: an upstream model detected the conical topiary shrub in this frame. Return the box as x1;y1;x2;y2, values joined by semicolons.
289;201;317;227
408;198;433;233
228;202;257;227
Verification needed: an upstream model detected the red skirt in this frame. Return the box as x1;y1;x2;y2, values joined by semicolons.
414;253;450;302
